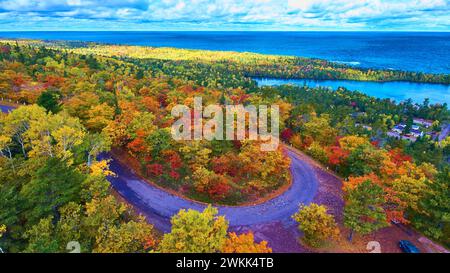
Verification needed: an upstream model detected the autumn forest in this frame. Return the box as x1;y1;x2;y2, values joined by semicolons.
0;39;449;253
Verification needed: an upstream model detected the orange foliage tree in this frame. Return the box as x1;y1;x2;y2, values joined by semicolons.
221;232;272;253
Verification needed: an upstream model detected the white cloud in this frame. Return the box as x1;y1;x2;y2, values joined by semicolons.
0;0;448;30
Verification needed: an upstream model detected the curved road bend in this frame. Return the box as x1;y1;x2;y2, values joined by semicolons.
2;105;319;233
2;105;318;251
101;149;319;233
4;105;447;252
0;105;15;113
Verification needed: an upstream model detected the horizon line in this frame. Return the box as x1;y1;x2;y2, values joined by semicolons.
0;29;449;32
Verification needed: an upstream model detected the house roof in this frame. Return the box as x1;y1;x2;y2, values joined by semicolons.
413;118;433;124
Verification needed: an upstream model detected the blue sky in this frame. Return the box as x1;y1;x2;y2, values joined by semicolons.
0;0;448;31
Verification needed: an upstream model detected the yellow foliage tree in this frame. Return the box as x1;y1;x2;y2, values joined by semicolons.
159;206;228;253
339;135;369;152
93;216;154;253
0;224;5;238
292;203;340;247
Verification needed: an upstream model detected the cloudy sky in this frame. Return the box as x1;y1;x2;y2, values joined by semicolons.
0;0;448;31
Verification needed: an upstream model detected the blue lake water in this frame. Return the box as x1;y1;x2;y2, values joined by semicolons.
0;31;449;74
0;31;448;104
255;78;450;105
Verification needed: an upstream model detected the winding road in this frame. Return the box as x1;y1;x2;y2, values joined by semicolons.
101;149;319;233
0;104;15;113
2;105;319;231
4;105;449;253
2;104;319;251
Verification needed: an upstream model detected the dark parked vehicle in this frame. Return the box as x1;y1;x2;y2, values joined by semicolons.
399;240;420;253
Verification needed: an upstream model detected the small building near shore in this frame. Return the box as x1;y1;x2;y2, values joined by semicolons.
413;118;433;128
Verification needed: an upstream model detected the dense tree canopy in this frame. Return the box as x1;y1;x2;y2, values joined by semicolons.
0;39;448;251
292;204;340;247
159;206;228;253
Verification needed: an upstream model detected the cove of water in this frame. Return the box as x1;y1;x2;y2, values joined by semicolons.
0;31;449;74
255;78;450;105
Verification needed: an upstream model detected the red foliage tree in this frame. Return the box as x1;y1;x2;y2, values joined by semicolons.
0;46;10;54
163;150;183;170
169;170;180;180
230;93;250;104
327;146;350;166
388;148;413;167
232;140;242;150
157;93;168;107
44;75;65;88
127;137;147;155
147;163;164;177
208;176;232;201
371;140;380;148
211;154;240;177
281;128;294;142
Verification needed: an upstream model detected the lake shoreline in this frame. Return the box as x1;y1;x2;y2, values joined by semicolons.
254;77;450;105
0;31;449;74
253;77;450;86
